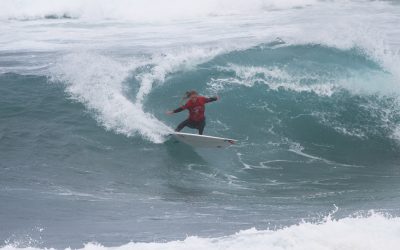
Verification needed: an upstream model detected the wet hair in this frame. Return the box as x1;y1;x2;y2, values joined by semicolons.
184;90;198;99
180;90;198;105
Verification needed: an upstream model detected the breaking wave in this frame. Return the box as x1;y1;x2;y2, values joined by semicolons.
2;212;400;250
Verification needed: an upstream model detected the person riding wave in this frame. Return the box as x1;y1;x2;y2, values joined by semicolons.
166;90;219;135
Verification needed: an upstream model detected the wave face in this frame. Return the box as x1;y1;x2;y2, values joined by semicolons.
1;0;400;249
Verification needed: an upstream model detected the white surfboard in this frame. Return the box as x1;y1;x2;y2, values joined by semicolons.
171;132;237;148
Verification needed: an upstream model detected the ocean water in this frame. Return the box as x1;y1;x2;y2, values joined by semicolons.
1;0;400;249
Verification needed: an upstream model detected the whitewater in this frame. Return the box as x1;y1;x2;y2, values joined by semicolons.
1;0;400;249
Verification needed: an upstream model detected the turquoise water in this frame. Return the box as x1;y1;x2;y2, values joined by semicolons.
1;0;400;249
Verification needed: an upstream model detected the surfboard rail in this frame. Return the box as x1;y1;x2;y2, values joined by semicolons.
170;132;237;148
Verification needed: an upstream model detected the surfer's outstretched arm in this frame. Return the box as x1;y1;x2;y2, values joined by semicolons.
205;96;219;103
166;106;185;115
173;107;185;113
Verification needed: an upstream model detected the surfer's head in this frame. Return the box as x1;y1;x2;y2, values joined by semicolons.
185;90;198;100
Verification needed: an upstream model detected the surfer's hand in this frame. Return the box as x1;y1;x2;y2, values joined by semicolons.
166;111;174;115
216;95;220;100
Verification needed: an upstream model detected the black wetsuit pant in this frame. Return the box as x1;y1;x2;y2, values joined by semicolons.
175;119;206;135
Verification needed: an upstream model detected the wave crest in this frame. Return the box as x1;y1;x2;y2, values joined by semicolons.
49;47;223;143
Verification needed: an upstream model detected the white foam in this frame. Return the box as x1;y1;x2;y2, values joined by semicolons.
0;0;319;21
50;52;170;143
208;64;339;96
2;212;400;250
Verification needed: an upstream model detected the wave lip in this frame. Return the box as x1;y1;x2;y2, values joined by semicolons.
50;52;171;143
49;46;223;143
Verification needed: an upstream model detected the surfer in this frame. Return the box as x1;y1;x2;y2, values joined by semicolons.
166;90;219;135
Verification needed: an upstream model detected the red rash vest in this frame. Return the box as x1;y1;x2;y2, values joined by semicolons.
173;96;218;122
